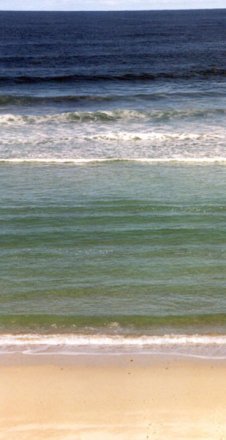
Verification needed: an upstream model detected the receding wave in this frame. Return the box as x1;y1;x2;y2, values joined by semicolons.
1;68;226;83
1;333;226;358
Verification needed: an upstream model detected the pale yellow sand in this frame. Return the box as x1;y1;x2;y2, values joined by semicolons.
0;355;226;440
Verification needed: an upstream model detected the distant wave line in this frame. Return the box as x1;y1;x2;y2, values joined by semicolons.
1;68;226;83
0;94;123;105
0;91;223;106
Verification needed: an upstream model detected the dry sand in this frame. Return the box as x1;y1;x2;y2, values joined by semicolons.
0;354;226;440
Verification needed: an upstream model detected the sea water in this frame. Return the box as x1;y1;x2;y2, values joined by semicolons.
1;10;226;357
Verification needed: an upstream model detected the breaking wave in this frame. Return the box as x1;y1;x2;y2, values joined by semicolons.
0;108;226;125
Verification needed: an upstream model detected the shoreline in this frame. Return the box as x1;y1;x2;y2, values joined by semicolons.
1;332;226;360
2;351;226;366
1;353;226;439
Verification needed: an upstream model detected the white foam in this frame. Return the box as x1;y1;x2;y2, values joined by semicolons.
1;334;226;359
1;157;226;165
0;108;225;125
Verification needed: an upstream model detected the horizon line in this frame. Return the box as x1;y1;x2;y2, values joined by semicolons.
0;7;226;12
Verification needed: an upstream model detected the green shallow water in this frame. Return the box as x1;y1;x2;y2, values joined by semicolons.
1;163;226;334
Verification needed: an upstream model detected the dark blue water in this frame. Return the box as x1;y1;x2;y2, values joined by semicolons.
1;10;226;91
1;10;226;161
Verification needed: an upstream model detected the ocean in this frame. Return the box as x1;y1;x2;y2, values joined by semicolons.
1;9;226;358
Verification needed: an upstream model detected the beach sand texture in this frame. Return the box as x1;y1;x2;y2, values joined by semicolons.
1;356;226;440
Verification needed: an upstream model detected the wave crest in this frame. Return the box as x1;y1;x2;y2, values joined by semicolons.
0;108;225;125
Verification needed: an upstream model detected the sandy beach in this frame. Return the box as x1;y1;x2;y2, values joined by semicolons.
0;354;226;440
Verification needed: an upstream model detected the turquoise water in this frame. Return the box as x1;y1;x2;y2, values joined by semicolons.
1;162;226;334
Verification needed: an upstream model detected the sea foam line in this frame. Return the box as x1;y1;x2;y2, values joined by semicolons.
1;333;226;346
1;334;226;358
1;157;226;165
